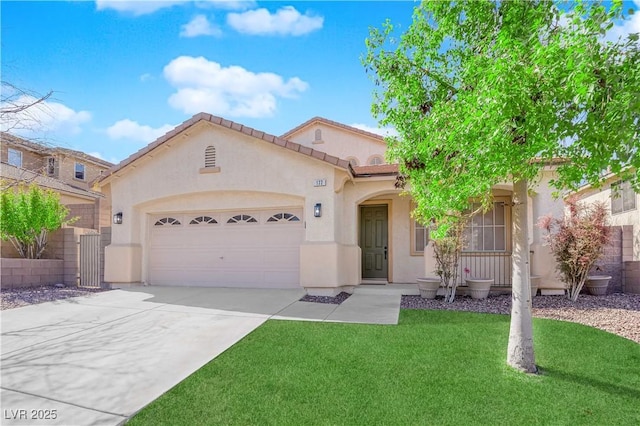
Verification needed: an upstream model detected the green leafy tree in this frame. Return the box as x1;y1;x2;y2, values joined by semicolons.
0;184;73;259
364;0;639;373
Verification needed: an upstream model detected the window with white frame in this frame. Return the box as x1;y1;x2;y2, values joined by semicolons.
8;148;22;167
611;180;637;214
368;155;384;166
463;201;507;251
75;162;85;180
411;219;429;254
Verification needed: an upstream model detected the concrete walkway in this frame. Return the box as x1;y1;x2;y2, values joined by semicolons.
0;286;401;425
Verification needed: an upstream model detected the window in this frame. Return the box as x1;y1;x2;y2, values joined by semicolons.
611;180;637;214
314;129;323;143
154;217;181;226
368;155;384;166
75;162;85;180
463;201;507;251
227;214;258;224
8;148;22;167
46;157;56;176
189;216;217;225
267;213;300;223
346;157;359;167
411;219;429;254
204;146;216;168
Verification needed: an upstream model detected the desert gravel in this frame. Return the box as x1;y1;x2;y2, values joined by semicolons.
2;286;637;344
1;285;107;310
402;293;640;344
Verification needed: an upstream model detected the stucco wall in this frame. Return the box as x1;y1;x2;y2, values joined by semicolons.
57;156;107;190
105;122;349;284
576;184;640;260
1;145;45;171
288;123;386;167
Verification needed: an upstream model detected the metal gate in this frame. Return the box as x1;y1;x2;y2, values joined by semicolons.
79;234;101;288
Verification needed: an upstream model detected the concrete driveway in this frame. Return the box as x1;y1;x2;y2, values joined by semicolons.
0;286;306;425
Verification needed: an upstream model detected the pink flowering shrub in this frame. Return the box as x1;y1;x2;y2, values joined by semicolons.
538;197;611;301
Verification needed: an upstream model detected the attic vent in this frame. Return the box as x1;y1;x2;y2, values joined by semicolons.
204;146;216;167
313;128;323;144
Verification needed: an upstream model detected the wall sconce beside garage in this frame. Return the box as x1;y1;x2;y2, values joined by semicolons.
113;212;123;224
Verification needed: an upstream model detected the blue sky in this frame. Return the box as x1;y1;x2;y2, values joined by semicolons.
2;1;638;164
1;0;418;163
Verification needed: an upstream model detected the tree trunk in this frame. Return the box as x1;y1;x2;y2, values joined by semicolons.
507;179;537;373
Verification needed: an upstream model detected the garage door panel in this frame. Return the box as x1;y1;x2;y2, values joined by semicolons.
149;209;303;288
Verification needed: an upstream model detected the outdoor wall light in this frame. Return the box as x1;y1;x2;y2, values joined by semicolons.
113;212;123;225
314;203;322;218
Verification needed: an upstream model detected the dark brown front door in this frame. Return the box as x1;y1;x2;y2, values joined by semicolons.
360;205;388;279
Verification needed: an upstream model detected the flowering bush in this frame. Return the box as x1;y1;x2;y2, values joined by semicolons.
538;197;611;301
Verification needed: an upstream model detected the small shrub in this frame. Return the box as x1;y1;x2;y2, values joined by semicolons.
430;218;466;303
538;197;611;301
0;184;74;258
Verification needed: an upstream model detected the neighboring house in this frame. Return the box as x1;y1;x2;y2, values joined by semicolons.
0;132;113;231
571;173;639;290
98;112;569;295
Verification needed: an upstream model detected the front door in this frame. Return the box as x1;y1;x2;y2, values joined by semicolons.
360;205;388;279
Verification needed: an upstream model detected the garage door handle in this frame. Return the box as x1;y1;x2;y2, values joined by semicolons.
384;246;387;260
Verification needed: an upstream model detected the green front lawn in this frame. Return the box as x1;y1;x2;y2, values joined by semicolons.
129;310;640;425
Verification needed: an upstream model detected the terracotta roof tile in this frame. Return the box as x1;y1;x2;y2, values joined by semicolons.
97;113;352;184
280;116;386;143
352;164;399;176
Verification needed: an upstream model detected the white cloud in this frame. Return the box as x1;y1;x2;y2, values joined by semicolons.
195;0;255;11
139;73;153;82
96;0;253;16
95;0;187;16
227;6;323;36
350;123;398;138
106;119;174;142
180;15;222;38
606;2;640;42
0;95;91;136
163;55;308;117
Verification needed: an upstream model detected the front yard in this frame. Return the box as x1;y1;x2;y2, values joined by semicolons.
129;309;640;425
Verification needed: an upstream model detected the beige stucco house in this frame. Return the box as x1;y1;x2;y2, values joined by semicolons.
98;113;568;295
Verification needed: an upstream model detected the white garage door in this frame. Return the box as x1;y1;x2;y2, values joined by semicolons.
148;209;304;288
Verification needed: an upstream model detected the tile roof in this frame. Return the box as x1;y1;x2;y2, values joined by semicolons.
352;164;399;177
98;112;353;184
280;116;387;142
0;162;104;200
0;132;114;168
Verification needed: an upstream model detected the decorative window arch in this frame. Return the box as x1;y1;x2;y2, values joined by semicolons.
204;146;216;168
346;157;359;167
314;129;322;141
189;216;218;225
367;155;384;166
154;217;181;226
227;214;258;224
267;213;301;223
